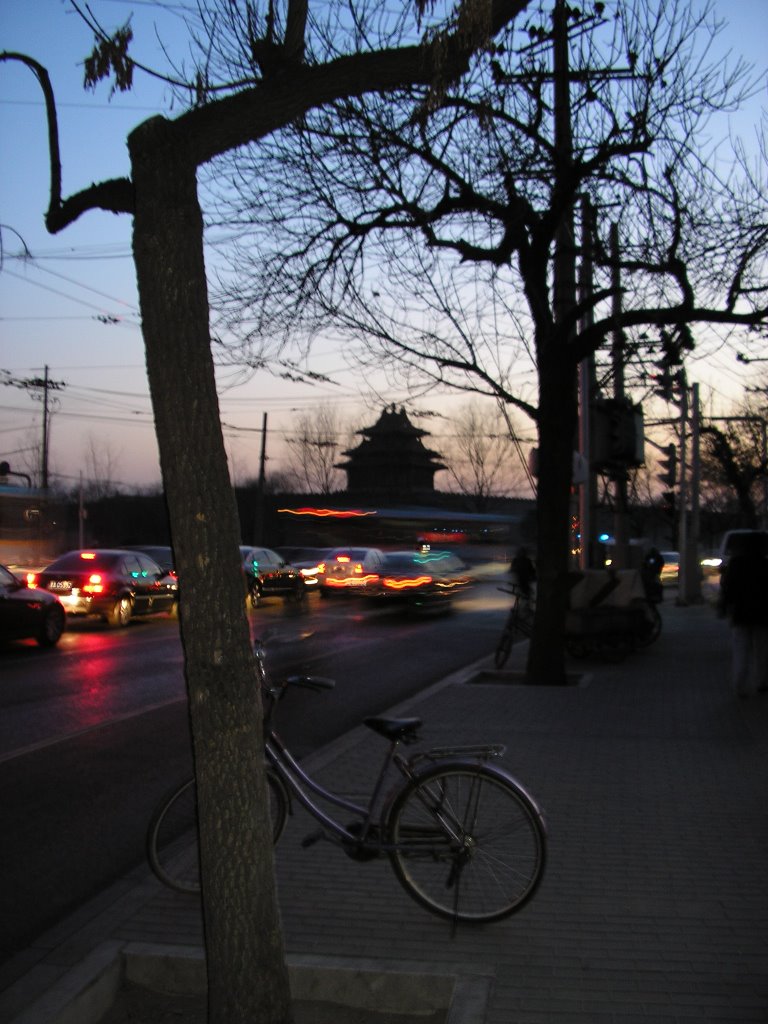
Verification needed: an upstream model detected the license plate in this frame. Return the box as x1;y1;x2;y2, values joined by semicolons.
48;580;72;591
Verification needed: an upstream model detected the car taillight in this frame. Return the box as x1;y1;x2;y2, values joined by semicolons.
83;573;104;594
384;575;432;590
336;555;351;563
26;573;38;589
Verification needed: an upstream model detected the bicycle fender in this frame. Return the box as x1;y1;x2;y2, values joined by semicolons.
382;758;547;833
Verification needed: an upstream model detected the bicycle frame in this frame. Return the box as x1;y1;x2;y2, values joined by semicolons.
264;726;406;851
148;638;546;923
258;642;507;856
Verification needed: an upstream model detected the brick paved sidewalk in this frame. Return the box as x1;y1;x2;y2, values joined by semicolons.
3;598;768;1023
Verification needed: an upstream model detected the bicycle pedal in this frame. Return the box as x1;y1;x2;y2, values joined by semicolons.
301;829;325;848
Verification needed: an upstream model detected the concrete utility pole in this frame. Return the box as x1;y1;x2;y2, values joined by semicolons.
677;378;702;605
552;0;576;346
578;198;598;569
254;411;268;545
0;365;65;490
548;1;636;569
610;222;631;570
552;0;580;567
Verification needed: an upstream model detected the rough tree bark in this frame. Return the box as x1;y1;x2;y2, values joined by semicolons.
129;119;291;1019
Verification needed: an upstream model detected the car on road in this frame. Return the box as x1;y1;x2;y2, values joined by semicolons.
276;547;332;590
0;563;66;647
28;549;178;627
240;546;305;606
716;529;768;570
317;547;387;596
122;545;176;575
364;549;472;612
659;550;680;584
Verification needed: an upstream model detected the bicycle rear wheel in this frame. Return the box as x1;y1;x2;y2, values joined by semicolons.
387;762;545;923
147;769;288;894
494;604;520;668
494;623;514;668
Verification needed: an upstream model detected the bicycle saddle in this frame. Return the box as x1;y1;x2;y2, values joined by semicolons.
363;716;422;742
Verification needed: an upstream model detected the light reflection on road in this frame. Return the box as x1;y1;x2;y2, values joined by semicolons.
1;570;508;762
0;622;186;760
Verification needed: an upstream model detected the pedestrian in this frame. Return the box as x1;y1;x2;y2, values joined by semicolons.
641;546;664;603
719;531;768;697
510;546;536;599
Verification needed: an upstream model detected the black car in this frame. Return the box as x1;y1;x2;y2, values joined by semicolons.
30;549;178;628
240;546;305;607
0;564;66;647
122;545;176;575
276;547;332;590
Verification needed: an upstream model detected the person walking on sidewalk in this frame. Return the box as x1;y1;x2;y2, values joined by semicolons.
510;546;536;598
719;531;768;696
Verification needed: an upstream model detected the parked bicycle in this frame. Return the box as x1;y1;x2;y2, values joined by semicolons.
147;638;547;924
494;584;535;669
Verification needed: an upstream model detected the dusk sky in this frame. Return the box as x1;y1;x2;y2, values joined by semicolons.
1;0;766;493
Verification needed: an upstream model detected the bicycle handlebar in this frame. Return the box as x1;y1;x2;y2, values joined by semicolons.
254;637;336;720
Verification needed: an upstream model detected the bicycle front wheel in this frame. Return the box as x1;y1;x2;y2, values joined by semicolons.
387;763;545;923
147;769;288;894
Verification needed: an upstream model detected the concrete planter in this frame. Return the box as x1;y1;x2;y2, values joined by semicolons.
9;942;492;1024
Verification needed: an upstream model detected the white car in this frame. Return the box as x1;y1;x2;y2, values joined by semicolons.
317;547;386;596
659;551;680;584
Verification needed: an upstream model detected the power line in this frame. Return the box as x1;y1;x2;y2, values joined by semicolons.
2;268;140;323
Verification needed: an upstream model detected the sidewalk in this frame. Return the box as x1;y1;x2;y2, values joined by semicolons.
3;597;768;1023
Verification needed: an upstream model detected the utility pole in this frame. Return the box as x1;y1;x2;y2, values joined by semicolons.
253;412;268;545
552;0;579;567
41;364;51;489
578;197;598;569
610;222;631;569
1;365;65;489
78;470;86;548
552;0;576;346
677;379;702;604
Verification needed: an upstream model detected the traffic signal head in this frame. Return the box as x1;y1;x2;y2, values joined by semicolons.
591;398;645;470
651;369;673;401
657;444;677;488
661;490;676;518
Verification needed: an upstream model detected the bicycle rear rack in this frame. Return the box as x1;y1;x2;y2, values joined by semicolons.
410;743;506;766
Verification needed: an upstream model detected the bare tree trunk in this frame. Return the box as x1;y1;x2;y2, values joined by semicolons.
129;116;292;1024
527;349;577;685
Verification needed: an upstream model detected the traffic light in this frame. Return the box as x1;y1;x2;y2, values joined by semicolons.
657;445;677;488
651;369;673;401
591;398;645;470
652;368;687;408
660;490;676;518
